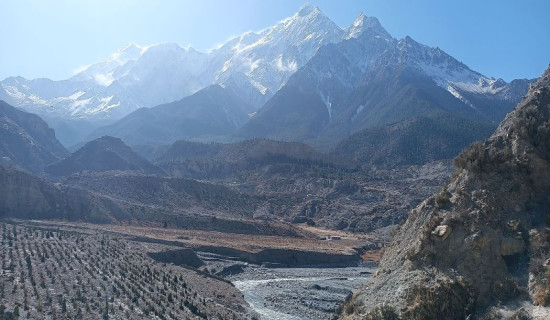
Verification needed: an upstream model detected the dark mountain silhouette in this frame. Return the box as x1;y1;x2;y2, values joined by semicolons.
155;138;352;179
88;85;253;145
0;100;68;173
45;136;164;176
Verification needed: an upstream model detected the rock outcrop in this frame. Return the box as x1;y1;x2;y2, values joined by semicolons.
343;65;550;319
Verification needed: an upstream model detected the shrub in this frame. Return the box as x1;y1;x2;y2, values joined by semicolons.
453;142;486;174
364;304;400;320
403;279;475;320
434;186;451;209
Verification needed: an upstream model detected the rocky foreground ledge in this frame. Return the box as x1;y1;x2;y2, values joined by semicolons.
343;66;550;319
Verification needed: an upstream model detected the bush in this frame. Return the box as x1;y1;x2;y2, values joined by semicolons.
403;278;475;320
453;142;486;173
364;304;400;320
434;186;451;209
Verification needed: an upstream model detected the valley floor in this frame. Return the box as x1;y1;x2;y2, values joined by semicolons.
16;220;378;257
0;219;380;319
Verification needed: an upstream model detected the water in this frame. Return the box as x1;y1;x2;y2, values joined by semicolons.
228;266;375;320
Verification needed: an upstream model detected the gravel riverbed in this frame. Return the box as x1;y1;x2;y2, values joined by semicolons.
227;265;376;320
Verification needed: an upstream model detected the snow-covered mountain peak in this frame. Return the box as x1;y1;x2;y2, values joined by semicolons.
392;36;512;97
113;43;145;60
280;4;338;34
70;43;146;86
351;12;366;26
92;43;145;69
141;43;186;56
213;4;344;107
218;4;340;58
346;13;391;41
297;2;318;16
346;13;366;39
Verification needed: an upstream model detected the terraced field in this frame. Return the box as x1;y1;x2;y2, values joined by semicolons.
0;223;254;319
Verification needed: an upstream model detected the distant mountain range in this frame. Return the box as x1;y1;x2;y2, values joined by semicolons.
0;4;533;151
0;4;346;121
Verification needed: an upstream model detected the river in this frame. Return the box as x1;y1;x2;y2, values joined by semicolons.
227;265;375;320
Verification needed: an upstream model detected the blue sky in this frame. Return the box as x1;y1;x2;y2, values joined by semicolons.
0;0;548;81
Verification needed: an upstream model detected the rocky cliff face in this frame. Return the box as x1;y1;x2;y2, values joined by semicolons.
343;66;550;319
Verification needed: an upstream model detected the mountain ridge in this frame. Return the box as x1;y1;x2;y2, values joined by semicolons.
0;4;345;121
0;4;530;126
332;112;496;168
235;20;533;149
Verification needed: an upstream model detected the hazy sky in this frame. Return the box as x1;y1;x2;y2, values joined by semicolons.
1;0;548;81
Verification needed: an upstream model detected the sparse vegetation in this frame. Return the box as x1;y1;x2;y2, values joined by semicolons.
434;186;451;209
364;304;400;320
403;278;475;320
453;141;487;174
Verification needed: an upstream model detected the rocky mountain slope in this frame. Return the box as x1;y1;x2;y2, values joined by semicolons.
61;171;255;220
0;100;68;173
60;171;305;236
45;135;164;177
88;85;253;145
343;66;550;319
1;165;300;235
